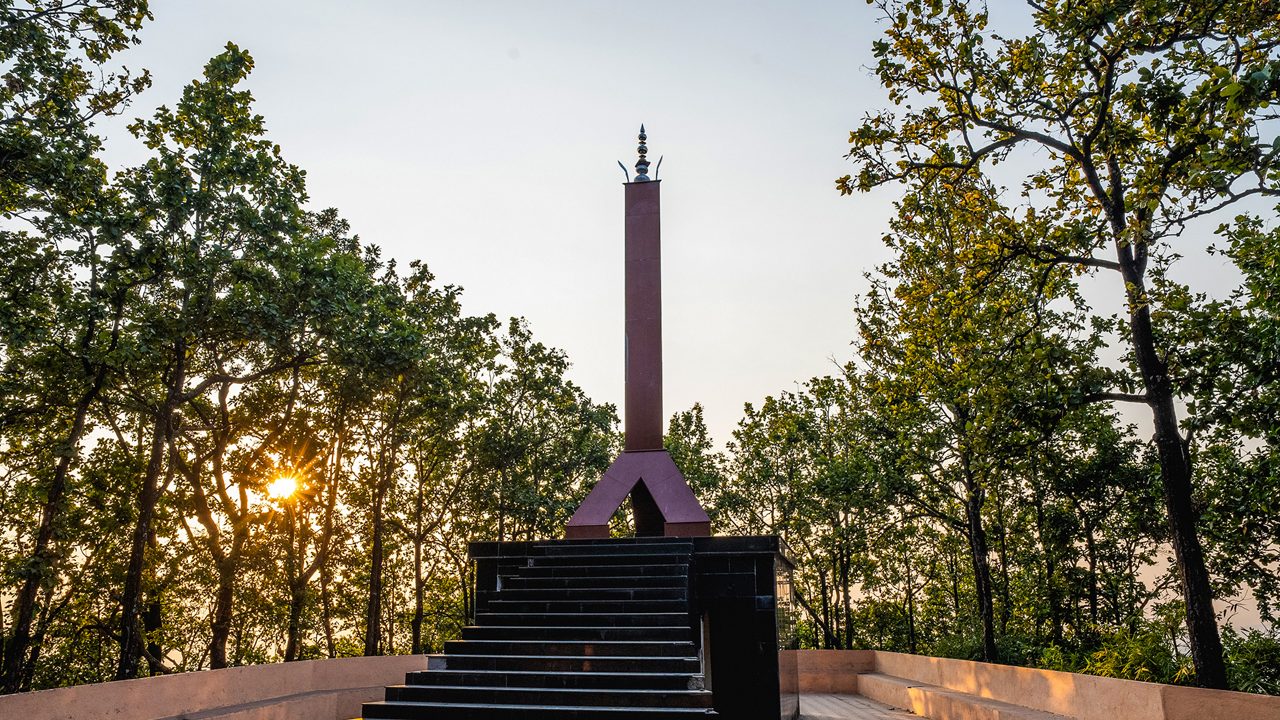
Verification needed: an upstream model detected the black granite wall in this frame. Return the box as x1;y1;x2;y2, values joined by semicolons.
689;536;796;720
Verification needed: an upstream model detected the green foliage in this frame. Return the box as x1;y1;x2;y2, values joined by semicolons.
1222;627;1280;696
1083;625;1188;684
0;31;619;688
0;1;151;216
839;0;1280;689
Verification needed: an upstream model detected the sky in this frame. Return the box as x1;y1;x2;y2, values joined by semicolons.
94;0;895;444
93;1;1247;445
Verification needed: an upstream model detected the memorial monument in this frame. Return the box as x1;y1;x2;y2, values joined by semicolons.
565;125;712;539
362;129;796;720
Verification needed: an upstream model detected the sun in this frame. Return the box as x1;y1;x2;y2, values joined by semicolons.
266;476;298;500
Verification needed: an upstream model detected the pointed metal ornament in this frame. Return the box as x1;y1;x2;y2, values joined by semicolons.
634;124;651;182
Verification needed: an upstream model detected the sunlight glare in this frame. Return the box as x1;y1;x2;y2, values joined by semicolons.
267;476;298;500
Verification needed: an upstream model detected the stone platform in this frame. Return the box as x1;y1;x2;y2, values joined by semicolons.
799;694;917;720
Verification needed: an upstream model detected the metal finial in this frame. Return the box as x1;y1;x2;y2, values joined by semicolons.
634;124;650;182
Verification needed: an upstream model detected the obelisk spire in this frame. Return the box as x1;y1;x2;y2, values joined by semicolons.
566;127;710;538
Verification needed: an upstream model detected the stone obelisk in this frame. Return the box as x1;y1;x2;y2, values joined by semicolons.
565;127;711;538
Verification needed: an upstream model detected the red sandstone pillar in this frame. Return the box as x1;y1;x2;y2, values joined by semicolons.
624;179;664;451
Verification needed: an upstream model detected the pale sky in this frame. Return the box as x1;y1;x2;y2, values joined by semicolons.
95;0;894;443
95;1;1243;445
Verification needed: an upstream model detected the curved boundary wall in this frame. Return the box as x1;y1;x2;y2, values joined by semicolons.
4;651;1277;720
787;649;1280;720
0;654;422;720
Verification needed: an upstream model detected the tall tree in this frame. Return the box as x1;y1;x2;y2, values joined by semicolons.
112;43;307;678
665;404;727;525
856;177;1092;661
840;0;1279;686
467;318;616;543
0;0;151;692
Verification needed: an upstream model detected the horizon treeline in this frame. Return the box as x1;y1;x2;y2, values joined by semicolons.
1;0;1278;701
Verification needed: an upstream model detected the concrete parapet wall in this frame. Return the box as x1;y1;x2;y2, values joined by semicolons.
791;649;872;694
786;650;1280;720
0;655;422;720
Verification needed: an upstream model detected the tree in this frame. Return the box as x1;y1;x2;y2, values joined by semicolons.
855;177;1093;661
840;0;1279;686
1171;213;1280;625
0;0;151;215
389;263;496;655
0;0;152;692
111;43;307;678
664;404;727;526
466;318;616;543
0;14;636;690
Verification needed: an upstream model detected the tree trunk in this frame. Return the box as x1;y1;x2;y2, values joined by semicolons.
1083;519;1100;626
818;567;833;649
144;527;164;675
2;382;101;692
209;559;235;669
1034;492;1063;644
904;551;917;654
364;390;404;657
964;479;998;664
320;564;336;659
284;582;305;662
995;497;1011;635
839;534;852;650
1117;243;1227;688
363;485;386;656
411;538;425;654
319;408;346;659
117;392;176;680
144;595;164;675
946;542;961;618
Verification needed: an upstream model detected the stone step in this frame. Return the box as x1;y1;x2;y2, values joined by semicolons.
427;653;701;674
531;537;694;548
362;700;715;719
484;587;687;602
510;563;689;579
475;612;689;627
364;538;709;720
404;669;704;691
484;599;689;614
384;684;713;708
444;639;696;657
500;574;687;590
460;625;693;642
533;541;693;557
856;672;1069;720
520;553;692;567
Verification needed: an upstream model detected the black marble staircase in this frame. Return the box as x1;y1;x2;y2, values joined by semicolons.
361;538;716;719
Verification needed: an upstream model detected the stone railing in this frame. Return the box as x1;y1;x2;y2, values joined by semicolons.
0;654;421;720
786;649;1280;720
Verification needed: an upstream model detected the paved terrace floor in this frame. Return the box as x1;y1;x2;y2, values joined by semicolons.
801;693;919;720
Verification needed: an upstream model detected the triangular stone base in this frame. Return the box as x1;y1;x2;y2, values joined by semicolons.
565;450;711;538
